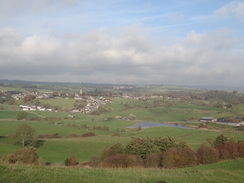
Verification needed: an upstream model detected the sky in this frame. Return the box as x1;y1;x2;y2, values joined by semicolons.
0;0;244;87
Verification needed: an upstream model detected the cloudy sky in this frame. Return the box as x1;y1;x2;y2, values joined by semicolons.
0;0;244;87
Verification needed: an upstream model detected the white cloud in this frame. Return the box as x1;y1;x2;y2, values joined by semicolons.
0;26;243;87
214;1;244;21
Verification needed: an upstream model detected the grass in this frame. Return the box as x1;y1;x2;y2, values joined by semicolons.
130;126;244;150
0;104;19;111
0;118;133;136
0;116;243;162
39;98;76;110
0;111;18;119
0;110;40;119
0;158;243;183
104;98;241;123
37;136;130;163
0;93;244;182
0;100;243;165
0;137;20;157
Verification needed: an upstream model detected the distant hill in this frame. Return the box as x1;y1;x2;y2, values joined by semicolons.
0;79;243;91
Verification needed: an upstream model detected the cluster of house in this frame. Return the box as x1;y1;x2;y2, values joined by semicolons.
199;117;244;127
19;105;53;112
12;91;53;100
19;96;112;114
83;97;111;114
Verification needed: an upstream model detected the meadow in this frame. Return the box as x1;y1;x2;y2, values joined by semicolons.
0;114;243;163
39;98;76;110
0;158;243;183
0;93;244;182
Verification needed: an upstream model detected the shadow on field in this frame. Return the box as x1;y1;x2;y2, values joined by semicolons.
34;140;45;148
0;136;8;139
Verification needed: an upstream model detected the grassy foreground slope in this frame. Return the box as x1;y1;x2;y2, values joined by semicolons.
0;158;244;183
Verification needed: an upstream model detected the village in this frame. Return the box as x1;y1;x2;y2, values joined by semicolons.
1;87;243;128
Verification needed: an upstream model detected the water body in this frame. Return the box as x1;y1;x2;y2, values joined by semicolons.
127;122;195;129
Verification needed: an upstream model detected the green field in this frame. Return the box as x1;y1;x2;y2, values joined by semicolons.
1;84;244;182
0;117;243;163
0;158;243;183
104;98;241;122
40;98;76;110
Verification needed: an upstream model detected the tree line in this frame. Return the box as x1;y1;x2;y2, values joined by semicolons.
190;90;244;104
88;134;244;168
2;124;244;168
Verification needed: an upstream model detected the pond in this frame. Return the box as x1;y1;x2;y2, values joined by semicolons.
127;122;195;129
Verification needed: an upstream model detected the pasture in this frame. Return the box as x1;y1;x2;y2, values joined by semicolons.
39;98;76;110
0;98;243;165
0;91;244;183
0;158;243;183
0;114;243;163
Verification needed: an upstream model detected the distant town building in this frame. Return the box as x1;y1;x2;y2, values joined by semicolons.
199;117;217;122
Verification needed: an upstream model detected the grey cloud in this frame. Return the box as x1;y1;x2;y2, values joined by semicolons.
0;0;82;21
214;1;244;21
0;27;243;86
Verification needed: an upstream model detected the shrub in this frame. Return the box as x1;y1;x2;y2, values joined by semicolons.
65;156;78;166
89;156;102;168
197;145;219;164
37;133;61;138
125;137;159;159
81;132;95;137
101;154;137;168
81;124;87;128
177;141;190;149
144;153;161;168
93;125;109;131
216;141;239;160
2;147;39;165
154;137;177;152
111;133;120;137
16;111;27;120
101;143;124;160
128;114;137;120
198;123;208;128
101;147;117;160
102;126;109;131
238;141;244;157
213;134;230;147
161;148;197;168
66;134;82;138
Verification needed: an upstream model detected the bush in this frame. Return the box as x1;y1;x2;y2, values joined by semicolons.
216;141;239;160
101;143;124;160
213;134;230;147
125;137;160;159
144;153;161;168
66;134;82;138
101;154;137;168
197;145;219;164
154;137;178;152
2;147;39;165
81;132;95;137
65;156;78;166
16;111;27;120
161;148;197;168
37;133;61;138
93;125;110;131
111;133;120;137
238;141;244;157
89;156;102;168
